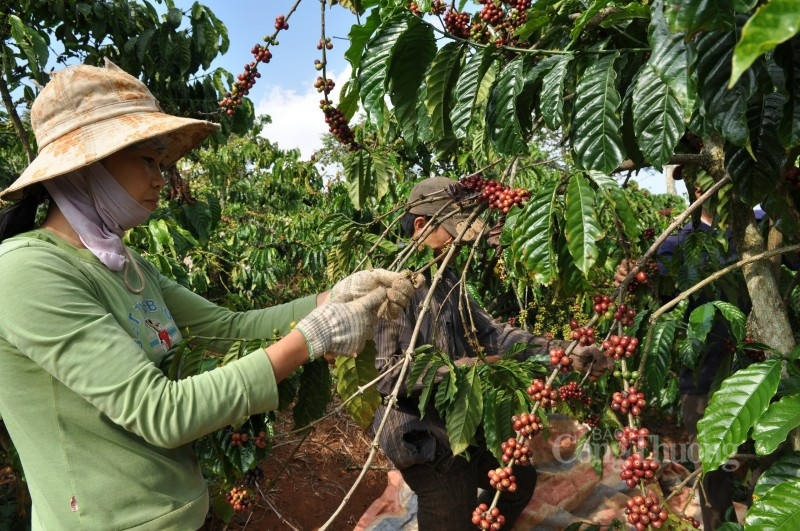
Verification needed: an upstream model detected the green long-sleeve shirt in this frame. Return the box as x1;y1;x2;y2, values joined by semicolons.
0;229;317;530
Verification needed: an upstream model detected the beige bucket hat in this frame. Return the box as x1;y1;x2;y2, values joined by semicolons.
407;177;485;241
1;59;219;201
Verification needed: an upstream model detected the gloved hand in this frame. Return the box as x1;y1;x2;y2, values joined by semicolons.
295;288;388;359
330;268;421;320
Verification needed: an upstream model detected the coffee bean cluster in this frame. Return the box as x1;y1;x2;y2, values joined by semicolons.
625;494;668;529
620;453;660;488
512;412;543;437
611;387;646;416
274;15;289;30
615;426;650;452
558;381;590;406
614;303;636;327
316;37;333;50
549;347;573;373
255;430;269;449
226;486;253;511
568;321;596;346
458;174;531;213
320;103;360;150
472;503;505;530
231;432;249;447
488;466;517;492
444;9;472;38
744;336;766;362
314;76;335;95
478;1;504;25
681;515;701;528
242;467;265;487
501;437;531;466
527;379;558;409
602;334;639;360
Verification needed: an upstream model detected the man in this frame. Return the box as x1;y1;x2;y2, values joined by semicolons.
372;177;605;530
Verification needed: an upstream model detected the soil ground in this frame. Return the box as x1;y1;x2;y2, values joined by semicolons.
210;409;389;531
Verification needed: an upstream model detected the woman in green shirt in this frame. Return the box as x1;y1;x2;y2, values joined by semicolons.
0;59;414;530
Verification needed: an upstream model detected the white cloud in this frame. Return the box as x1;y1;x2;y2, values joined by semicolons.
254;65;353;159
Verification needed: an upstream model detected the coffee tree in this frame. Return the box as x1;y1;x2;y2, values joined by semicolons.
316;0;800;528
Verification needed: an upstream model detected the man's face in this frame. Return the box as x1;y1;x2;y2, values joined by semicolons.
413;216;455;255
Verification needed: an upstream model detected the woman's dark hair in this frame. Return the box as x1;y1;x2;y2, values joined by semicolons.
0;186;48;243
400;212;429;238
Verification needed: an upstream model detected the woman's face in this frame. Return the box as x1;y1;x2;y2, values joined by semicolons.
102;147;167;211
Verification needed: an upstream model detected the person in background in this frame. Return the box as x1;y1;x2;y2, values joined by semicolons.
372;177;609;530
0;60;416;530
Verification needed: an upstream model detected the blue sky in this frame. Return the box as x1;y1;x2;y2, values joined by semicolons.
169;1;685;198
169;0;358;160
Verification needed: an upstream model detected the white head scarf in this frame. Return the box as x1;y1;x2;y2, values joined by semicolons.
43;162;153;271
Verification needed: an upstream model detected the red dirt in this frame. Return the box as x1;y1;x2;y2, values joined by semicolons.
208;410;390;531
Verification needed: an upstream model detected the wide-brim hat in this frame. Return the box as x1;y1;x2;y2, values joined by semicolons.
1;59;219;202
407;177;485;241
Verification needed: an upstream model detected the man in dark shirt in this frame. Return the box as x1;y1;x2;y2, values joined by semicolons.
373;177;606;530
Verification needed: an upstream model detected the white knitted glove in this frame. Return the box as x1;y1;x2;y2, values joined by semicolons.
295;288;388;359
330;269;420;320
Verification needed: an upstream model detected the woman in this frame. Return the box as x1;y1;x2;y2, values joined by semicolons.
0;60;414;530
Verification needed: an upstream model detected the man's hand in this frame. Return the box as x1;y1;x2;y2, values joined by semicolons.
571;345;614;380
614;259;633;287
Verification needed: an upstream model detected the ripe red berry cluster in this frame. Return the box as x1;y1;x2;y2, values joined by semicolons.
255;430;268;449
231;432;249;447
568;321;596;346
472;504;505;530
681;515;701;528
614;303;636;327
583;412;599;429
549;347;573;373
557;381;591;407
527;379;558;409
611;387;646;416
316;37;333;50
501;437;531;466
314;76;335;95
602;334;639;360
430;0;447;14
409;1;423;16
744;336;766;362
459;174;531;213
615;426;650;452
274;15;289;30
625;494;668;529
444;9;472;38
479;0;504;24
251;43;272;64
620;453;660;487
219;62;262;115
320;103;360;150
512;412;543;437
226;486;253;511
642;227;655;240
592;294;613;314
488;466;518;492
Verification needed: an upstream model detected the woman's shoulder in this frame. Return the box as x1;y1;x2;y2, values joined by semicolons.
0;229;92;269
